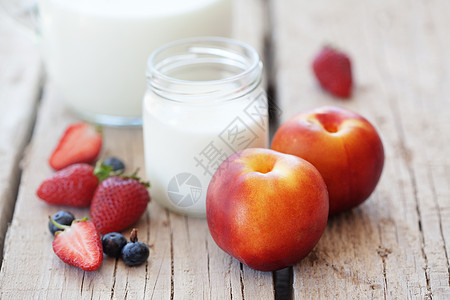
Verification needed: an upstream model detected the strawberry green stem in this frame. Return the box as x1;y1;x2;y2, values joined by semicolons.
49;216;70;231
122;169;150;188
94;162;150;188
75;217;89;223
49;217;89;231
94;160;123;182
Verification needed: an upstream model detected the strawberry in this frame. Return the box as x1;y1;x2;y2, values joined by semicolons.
312;46;353;98
37;163;98;207
90;173;150;235
51;219;103;271
49;122;102;170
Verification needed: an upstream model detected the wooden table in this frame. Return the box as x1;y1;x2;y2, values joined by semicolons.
1;0;449;299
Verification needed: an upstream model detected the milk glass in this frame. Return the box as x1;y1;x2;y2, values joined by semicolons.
143;37;269;217
3;0;232;126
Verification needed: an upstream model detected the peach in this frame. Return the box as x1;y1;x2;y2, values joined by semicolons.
271;106;384;215
206;148;329;271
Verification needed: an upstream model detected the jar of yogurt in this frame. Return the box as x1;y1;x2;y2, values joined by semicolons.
143;37;269;217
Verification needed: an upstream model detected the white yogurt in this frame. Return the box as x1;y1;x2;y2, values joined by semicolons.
143;37;269;217
38;0;232;125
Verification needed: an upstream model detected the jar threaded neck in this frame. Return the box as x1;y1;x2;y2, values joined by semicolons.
146;37;263;103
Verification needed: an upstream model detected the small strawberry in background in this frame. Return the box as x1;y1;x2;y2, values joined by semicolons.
49;122;102;170
90;171;150;235
312;46;353;98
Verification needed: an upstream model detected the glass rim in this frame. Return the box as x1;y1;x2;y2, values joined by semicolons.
146;36;262;87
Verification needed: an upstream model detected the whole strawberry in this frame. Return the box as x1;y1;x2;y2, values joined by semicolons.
312;46;352;98
90;173;150;235
51;219;103;271
37;163;98;207
49;122;102;170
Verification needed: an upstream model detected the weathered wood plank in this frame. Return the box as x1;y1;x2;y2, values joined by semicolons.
0;86;105;299
0;0;274;298
6;0;449;298
360;1;450;298
271;0;450;298
0;11;42;266
0;83;274;299
405;2;450;298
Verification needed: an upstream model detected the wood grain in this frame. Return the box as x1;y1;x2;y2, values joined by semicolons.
0;11;42;266
0;84;274;299
1;0;449;298
0;0;274;299
271;0;450;298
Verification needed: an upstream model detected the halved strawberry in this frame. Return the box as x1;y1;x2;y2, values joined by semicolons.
51;219;103;271
37;163;98;207
49;122;102;170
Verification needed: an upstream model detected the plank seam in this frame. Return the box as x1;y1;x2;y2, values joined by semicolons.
390;90;431;298
205;238;211;300
229;270;233;299
80;271;85;296
273;267;293;300
264;0;280;137
263;0;289;298
143;211;151;298
427;167;450;287
376;240;391;300
0;80;43;270
109;258;119;300
239;263;245;300
413;168;431;296
167;210;174;300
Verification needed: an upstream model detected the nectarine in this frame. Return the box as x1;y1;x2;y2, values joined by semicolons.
206;148;329;271
271;106;384;215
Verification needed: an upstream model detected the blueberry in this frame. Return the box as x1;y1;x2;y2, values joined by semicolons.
49;211;75;235
103;157;125;172
102;232;127;258
121;229;149;267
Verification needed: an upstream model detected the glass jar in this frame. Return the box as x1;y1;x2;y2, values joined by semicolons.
143;37;269;217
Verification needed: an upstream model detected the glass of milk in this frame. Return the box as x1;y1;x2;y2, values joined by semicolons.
143;37;269;217
2;0;232;126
